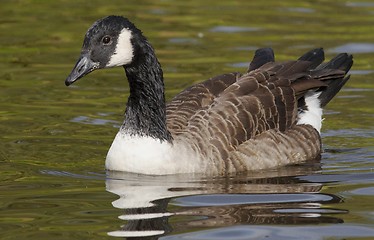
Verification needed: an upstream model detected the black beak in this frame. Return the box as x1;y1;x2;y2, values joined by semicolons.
65;54;98;86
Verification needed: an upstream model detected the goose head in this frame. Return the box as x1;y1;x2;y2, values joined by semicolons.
65;16;142;86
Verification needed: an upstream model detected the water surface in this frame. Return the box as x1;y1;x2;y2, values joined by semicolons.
0;0;373;239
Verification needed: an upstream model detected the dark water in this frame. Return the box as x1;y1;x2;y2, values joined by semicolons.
1;1;373;239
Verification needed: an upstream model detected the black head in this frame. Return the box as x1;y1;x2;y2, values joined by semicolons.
65;16;142;86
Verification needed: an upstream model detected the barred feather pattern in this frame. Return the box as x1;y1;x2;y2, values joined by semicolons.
165;49;351;175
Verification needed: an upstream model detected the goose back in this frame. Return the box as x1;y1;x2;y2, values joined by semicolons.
166;48;352;174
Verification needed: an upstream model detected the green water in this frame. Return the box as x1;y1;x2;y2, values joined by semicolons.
1;0;373;239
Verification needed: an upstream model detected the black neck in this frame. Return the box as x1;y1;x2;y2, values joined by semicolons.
121;40;172;142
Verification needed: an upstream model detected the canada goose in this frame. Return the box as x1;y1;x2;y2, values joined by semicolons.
65;16;353;175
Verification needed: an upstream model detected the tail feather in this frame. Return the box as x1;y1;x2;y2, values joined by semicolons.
318;75;351;107
315;53;353;107
316;53;353;73
296;49;353;132
248;48;275;71
298;48;325;69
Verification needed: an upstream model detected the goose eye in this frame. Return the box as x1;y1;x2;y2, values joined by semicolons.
102;36;111;45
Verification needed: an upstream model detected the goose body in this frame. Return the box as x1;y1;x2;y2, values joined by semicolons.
66;16;353;175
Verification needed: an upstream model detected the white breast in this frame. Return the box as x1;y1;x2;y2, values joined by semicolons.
105;132;203;174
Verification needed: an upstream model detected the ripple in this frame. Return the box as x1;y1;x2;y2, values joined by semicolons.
321;128;374;138
297;173;374;184
108;230;165;238
119;212;174;220
281;7;315;13
40;170;105;180
173;193;334;207
232;46;258;51
226;62;249;68
209;26;260;33
274;208;347;214
349;70;374;75
329;43;374;53
346;2;374;7
165;225;374;240
70;116;118;126
149;8;167;15
348;186;374;196
169;37;198;44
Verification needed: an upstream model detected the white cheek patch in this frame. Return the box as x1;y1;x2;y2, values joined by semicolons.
106;28;134;67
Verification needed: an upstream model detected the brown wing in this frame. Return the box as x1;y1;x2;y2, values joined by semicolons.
167;48;352;174
172;61;322;165
166;47;277;135
166;72;240;133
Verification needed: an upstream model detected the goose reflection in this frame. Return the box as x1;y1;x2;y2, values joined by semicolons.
105;163;345;239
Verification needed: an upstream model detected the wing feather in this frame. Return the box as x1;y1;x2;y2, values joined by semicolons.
166;73;239;133
166;48;352;174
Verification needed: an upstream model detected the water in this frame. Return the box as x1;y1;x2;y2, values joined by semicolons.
1;0;373;239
